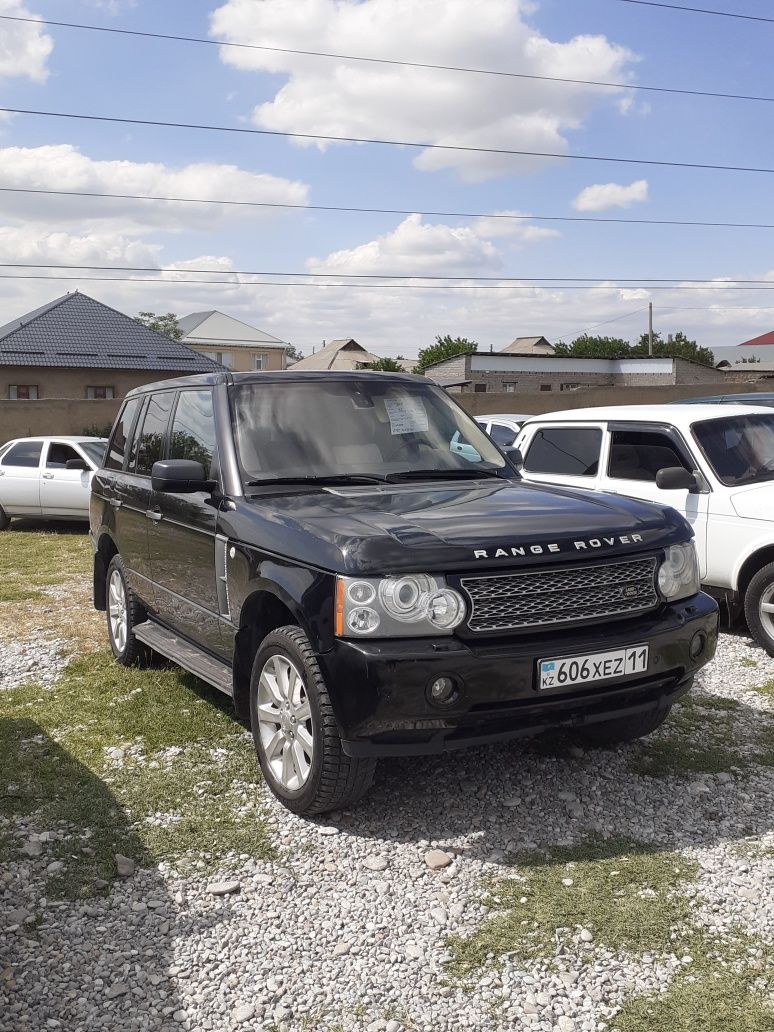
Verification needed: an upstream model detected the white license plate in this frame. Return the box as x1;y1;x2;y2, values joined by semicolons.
538;645;649;691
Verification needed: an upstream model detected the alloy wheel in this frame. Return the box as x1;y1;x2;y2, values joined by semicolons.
108;568;128;654
256;654;314;791
759;583;774;639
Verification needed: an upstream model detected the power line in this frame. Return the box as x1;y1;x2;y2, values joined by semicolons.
613;1;774;25
6;105;774;176
3;13;774;107
5;185;774;232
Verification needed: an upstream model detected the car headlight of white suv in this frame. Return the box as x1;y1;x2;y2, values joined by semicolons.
657;541;700;601
336;574;467;637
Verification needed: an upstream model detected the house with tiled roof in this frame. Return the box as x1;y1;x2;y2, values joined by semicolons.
178;310;289;372
0;291;218;402
290;338;382;371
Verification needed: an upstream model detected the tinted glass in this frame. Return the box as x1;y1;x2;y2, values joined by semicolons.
1;441;43;468
80;440;107;467
46;443;82;469
692;413;774;486
106;399;141;472
169;390;217;475
489;422;518;446
232;380;506;482
524;427;601;477
134;393;175;475
608;430;691;483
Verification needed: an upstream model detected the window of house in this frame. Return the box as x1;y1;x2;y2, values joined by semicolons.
473;383;488;393
46;443;83;469
503;382;518;393
133;392;175;475
8;385;38;400
252;354;265;371
0;440;42;467
203;351;234;369
86;386;115;400
105;398;141;472
608;429;692;483
524;427;602;477
539;384;552;392
169;390;217;477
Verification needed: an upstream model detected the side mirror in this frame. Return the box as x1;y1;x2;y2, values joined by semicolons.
65;458;89;471
655;466;698;492
152;459;209;494
503;446;524;471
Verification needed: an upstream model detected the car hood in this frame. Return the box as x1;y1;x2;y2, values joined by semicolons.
730;481;774;520
235;478;690;575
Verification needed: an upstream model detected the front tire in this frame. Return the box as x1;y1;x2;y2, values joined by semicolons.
106;555;151;666
250;625;376;816
573;704;672;748
744;562;774;656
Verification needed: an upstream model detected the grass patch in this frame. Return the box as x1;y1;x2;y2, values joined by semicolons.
447;837;697;976
740;657;759;669
1;650;273;898
0;526;91;602
751;680;774;701
631;691;774;777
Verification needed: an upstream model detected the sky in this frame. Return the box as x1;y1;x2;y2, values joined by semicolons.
1;0;774;357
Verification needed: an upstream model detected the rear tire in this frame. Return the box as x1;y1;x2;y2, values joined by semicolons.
250;625;376;816
0;505;10;531
106;555;152;667
573;704;672;748
744;562;774;657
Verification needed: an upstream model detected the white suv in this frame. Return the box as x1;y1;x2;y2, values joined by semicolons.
514;404;774;653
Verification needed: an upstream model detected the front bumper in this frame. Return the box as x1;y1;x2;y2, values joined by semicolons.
316;593;719;757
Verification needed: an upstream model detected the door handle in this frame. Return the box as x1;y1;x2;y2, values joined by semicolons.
42;473;54;480
145;509;162;522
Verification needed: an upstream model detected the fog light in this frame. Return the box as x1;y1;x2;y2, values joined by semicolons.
428;676;456;706
690;632;706;660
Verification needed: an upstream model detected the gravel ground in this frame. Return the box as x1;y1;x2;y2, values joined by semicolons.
2;630;774;1032
0;636;69;691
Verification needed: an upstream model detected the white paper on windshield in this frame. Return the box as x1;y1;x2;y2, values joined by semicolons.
384;395;429;435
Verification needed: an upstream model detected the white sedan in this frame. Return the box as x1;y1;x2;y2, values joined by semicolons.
0;436;108;529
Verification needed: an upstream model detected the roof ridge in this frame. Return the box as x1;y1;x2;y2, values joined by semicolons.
0;292;74;342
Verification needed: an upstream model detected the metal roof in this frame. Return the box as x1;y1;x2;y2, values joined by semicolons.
0;292;220;372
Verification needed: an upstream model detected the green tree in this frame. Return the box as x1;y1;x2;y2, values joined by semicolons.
135;312;183;340
631;330;714;367
416;335;478;374
285;343;304;362
553;335;631;360
363;357;406;372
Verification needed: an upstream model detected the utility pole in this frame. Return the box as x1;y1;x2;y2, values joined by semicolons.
648;302;654;357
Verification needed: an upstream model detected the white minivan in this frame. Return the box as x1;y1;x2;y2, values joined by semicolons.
515;404;774;653
0;436;107;528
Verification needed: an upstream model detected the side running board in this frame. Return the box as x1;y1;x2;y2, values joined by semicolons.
132;620;233;697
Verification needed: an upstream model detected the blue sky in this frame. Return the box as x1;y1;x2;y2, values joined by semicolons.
1;0;774;356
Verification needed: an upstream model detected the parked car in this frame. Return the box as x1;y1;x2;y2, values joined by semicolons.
0;436;107;529
475;413;529;448
91;373;717;815
515;404;774;653
674;393;774;408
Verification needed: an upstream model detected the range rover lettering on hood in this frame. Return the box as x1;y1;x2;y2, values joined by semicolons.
474;533;644;560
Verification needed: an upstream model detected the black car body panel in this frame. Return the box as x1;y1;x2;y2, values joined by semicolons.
91;371;718;758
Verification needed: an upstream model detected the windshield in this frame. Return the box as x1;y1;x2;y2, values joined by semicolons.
79;439;107;467
231;379;508;485
692;414;774;486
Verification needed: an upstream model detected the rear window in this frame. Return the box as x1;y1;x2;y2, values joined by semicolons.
524;426;602;477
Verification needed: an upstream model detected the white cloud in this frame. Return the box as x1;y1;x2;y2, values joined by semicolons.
307;212;558;276
0;226;161;267
0;145;310;231
572;179;649;212
0;1;53;83
210;0;637;182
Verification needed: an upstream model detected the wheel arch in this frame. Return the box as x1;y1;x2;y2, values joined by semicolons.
736;544;774;599
93;531;118;610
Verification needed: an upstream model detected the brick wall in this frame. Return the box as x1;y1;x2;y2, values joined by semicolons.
0;399;121;441
0;366;198;402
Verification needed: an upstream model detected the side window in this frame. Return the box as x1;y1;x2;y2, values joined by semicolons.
608;429;692;483
0;441;43;468
46;443;82;469
105;398;141;472
524;427;602;477
169;390;217;476
489;422;518;447
134;393;175;476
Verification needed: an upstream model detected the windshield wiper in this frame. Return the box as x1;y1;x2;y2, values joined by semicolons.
385;468;505;483
247;473;387;488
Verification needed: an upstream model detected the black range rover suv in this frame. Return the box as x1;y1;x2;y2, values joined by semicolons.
91;372;718;815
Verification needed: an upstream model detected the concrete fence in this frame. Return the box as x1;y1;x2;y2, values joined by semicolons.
0;399;121;442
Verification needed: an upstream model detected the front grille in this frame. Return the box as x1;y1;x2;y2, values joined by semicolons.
460;555;659;632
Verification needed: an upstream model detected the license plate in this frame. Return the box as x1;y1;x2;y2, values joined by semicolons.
538;645;649;691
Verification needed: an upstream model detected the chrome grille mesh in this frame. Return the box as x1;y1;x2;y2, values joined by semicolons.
460;555;659;632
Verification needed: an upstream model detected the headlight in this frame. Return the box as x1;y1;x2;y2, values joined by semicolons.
657;542;700;601
336;574;467;638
